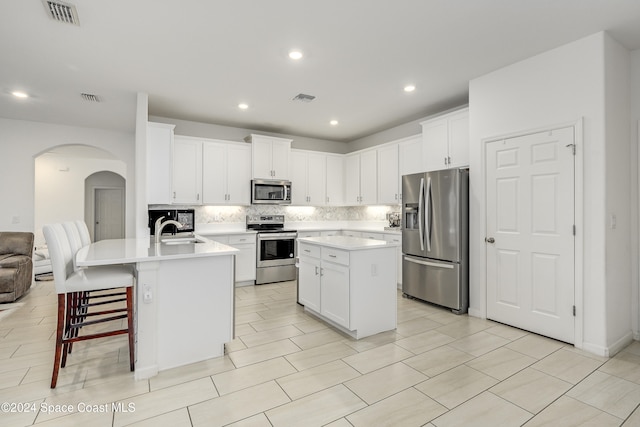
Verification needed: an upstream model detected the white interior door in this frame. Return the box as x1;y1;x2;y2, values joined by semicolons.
95;188;125;241
486;127;575;343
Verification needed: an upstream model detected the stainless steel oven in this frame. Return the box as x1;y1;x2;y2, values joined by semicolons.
247;215;297;284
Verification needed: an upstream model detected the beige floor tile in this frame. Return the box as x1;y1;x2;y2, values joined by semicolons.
415;365;498;409
227;339;301;368
227;413;273;427
448;331;510;357
341;330;401;352
289;328;346;350
396;316;444;337
404;345;475;377
265;384;366;427
277;359;360;400
623;404;640;426
397;307;433;323
567;370;640;419
33;409;113;427
0;398;42;427
622;340;640;357
0;366;28;389
344;362;427;404
532;348;603;384
250;314;310;332
466;347;536;380
523;395;622;427
239;324;304;348
435;317;492;339
324;418;353;427
225;337;248;352
342;343;414;374
506;334;564;359
599;350;640;384
213;357;297;395
285;341;357;371
149;356;235;391
235;303;270;315
126;408;192;427
431;391;532;427
291;318;328;334
347;387;447;427
189;381;290;427
484;324;529;341
113;377;218;426
489;367;572;414
234;323;257;336
395;330;456;354
235;312;264;324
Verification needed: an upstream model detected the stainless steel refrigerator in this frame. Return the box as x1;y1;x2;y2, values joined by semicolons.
402;169;469;314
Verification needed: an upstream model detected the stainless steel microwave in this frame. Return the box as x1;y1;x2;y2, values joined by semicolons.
251;179;291;205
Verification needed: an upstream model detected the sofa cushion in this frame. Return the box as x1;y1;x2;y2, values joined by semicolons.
0;254;31;269
0;232;34;257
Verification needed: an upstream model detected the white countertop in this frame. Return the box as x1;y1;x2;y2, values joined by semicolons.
297;236;399;250
76;236;238;267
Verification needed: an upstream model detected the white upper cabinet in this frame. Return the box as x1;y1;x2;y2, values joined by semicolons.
398;134;423;176
172;136;203;204
246;134;292;180
291;150;326;205
377;144;400;205
345;149;377;205
147;122;174;205
325;154;344;206
202;141;251;205
421;107;469;171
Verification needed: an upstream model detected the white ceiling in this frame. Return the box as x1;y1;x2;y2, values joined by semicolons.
2;1;640;143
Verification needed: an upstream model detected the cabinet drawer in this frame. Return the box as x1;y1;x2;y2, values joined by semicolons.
299;243;320;258
341;230;361;238
384;234;401;244
229;234;255;245
320;230;339;237
321;247;349;266
205;235;229;244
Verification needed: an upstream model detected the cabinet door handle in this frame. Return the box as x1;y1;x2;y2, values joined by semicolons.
173;191;176;199
304;249;311;253
448;156;451;165
444;157;447;165
315;266;319;275
329;254;337;258
197;193;200;201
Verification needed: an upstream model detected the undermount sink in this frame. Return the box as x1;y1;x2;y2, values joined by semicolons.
160;235;207;245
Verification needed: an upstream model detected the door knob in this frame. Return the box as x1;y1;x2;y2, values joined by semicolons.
485;237;495;244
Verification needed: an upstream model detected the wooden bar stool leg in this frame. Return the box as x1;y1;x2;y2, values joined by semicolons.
126;286;135;371
51;294;65;388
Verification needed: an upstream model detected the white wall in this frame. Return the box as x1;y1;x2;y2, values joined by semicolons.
469;31;632;355
631;50;640;338
34;153;126;245
0;117;135;237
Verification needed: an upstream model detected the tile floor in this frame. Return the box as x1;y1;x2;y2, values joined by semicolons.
1;280;640;426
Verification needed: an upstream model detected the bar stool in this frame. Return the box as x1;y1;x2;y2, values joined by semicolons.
43;223;135;388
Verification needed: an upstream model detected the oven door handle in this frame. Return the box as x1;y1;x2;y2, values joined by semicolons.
258;234;297;240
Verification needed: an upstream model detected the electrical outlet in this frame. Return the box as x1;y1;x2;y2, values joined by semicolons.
143;284;153;303
371;264;378;276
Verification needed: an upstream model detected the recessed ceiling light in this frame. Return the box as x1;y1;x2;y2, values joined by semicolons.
238;103;249;110
404;85;416;92
330;120;339;126
12;91;29;98
288;50;303;60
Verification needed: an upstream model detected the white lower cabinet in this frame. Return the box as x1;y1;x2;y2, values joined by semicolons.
204;234;256;283
384;233;402;286
297;239;397;339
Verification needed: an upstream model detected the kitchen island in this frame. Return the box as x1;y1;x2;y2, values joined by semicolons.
76;236;238;380
297;236;398;339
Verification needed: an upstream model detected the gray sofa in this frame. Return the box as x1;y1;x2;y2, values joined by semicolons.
0;232;34;302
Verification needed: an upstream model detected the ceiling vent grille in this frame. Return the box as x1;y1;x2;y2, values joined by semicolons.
292;93;316;103
81;93;101;103
43;0;79;25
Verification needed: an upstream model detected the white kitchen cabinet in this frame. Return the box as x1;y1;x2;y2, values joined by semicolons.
399;134;423;176
291;150;326;205
172;136;202;204
341;230;362;238
421;108;469;171
377;144;400;205
147;122;175;205
202;141;251;205
344;149;377;205
297;231;321;239
297;237;397;339
204;233;256;284
320;230;340;237
362;232;385;240
246;134;292;180
325;154;344;206
384;233;402;286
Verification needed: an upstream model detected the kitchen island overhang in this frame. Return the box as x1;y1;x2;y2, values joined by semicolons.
76;236;238;380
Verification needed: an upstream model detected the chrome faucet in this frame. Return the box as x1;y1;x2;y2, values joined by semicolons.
154;216;183;243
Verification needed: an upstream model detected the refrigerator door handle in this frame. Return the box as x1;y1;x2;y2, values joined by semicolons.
404;256;454;269
426;176;432;252
418;178;425;251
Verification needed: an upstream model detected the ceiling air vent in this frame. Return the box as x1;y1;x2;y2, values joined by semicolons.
81;93;101;103
292;93;316;103
43;0;79;25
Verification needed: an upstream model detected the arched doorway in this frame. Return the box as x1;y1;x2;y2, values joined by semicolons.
86;171;126;241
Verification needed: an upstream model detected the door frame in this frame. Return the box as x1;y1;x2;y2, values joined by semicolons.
93;186;126;240
479;118;584;349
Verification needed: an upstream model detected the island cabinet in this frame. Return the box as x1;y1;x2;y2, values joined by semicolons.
297;236;397;339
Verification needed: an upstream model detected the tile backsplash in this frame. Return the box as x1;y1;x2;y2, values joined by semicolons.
149;205;400;224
